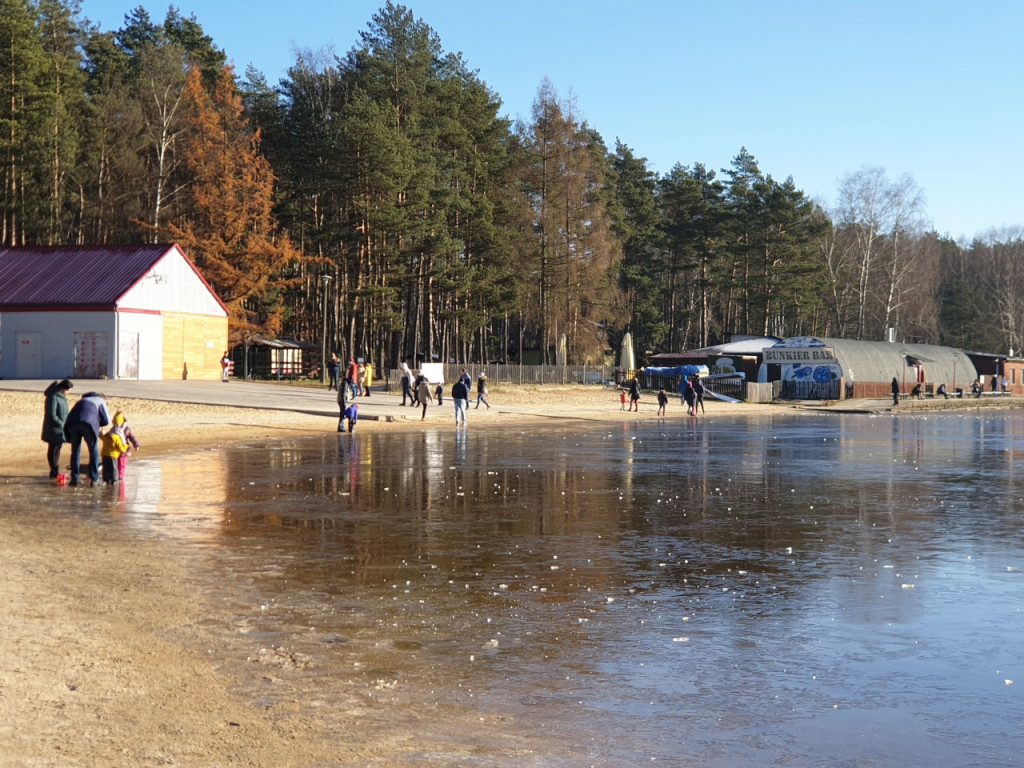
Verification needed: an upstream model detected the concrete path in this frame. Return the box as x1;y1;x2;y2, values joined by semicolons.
0;379;402;421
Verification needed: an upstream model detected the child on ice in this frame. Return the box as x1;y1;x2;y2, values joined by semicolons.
100;413;129;484
118;414;140;479
657;389;668;416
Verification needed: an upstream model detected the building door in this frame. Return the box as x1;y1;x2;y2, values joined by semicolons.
16;331;42;378
118;332;139;379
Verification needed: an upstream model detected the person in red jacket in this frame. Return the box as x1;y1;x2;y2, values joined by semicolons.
345;357;359;399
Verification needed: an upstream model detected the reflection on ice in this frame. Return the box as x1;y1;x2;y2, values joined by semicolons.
11;411;1024;766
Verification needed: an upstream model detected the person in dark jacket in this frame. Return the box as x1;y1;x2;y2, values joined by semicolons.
627;377;641;412
64;391;110;486
684;378;697;416
692;375;706;414
41;379;73;478
327;353;341;391
337;380;348;431
452;378;470;426
891;377;900;406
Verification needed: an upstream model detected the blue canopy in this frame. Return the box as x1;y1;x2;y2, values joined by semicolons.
642;365;709;379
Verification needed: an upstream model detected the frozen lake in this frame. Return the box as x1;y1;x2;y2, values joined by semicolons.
22;411;1024;766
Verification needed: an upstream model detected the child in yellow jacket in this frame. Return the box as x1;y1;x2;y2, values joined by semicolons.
100;412;129;485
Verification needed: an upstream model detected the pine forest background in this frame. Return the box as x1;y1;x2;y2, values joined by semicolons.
3;1;1023;371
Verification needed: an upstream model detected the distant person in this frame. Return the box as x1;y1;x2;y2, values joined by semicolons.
678;376;688;406
657;388;668;416
452;376;470;426
41;378;73;478
220;351;232;382
100;413;129;485
684;377;697;416
413;373;426;407
327;353;341;391
911;382;923;400
475;373;490;409
400;362;414;405
971;379;982;398
435;381;444;406
64;391;111;486
357;363;366;397
459;368;472;390
363;361;373;396
336;381;348;430
341;402;358;433
620;390;627;410
417;376;432;420
992;374;998;392
692;375;706;413
345;357;359;399
937;382;949;400
891;377;900;406
627;377;641;412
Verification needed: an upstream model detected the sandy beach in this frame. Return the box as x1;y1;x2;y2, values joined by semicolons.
1;380;1018;766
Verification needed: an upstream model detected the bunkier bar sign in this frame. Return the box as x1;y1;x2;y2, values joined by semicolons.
763;347;836;363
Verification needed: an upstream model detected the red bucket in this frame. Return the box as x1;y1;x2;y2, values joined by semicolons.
56;473;68;486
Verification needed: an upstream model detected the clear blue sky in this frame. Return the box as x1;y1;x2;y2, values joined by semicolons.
81;0;1023;241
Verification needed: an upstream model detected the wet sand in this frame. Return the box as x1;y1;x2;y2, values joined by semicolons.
0;382;1018;766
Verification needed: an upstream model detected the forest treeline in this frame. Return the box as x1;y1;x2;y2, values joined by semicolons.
3;1;1023;368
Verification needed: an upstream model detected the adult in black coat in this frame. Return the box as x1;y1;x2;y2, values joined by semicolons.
41;379;73;477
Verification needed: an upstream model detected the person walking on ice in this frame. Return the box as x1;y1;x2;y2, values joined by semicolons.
475;373;490;409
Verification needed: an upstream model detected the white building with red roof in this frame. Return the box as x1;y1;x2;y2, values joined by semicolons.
0;244;228;380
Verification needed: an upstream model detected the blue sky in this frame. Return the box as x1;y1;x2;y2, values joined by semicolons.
81;0;1022;241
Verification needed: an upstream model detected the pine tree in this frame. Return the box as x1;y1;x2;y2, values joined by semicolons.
0;0;47;244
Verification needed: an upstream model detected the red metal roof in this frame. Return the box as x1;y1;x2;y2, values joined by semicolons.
0;244;176;309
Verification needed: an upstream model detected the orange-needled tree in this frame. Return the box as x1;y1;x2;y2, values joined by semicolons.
169;64;304;342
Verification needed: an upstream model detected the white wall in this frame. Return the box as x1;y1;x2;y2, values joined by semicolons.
119;246;227;318
0;310;115;380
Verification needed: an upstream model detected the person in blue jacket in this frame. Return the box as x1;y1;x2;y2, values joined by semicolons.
64;391;111;486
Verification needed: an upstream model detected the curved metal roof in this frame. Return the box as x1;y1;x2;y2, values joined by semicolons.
774;337;977;385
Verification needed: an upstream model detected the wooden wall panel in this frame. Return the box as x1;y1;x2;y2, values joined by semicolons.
161;313;227;380
162;314;185;379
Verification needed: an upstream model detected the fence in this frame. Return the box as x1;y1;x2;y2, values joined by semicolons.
780;379;841;400
744;381;780;403
385;364;617;390
383;364;789;403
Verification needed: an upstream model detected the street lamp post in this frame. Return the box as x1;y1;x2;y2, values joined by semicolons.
900;347;909;397
951;351;959;394
321;275;332;385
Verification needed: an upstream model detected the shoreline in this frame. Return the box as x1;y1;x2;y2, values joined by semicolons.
4;380;1019;476
0;382;797;476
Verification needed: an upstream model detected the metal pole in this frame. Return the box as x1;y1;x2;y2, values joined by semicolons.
320;275;331;385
